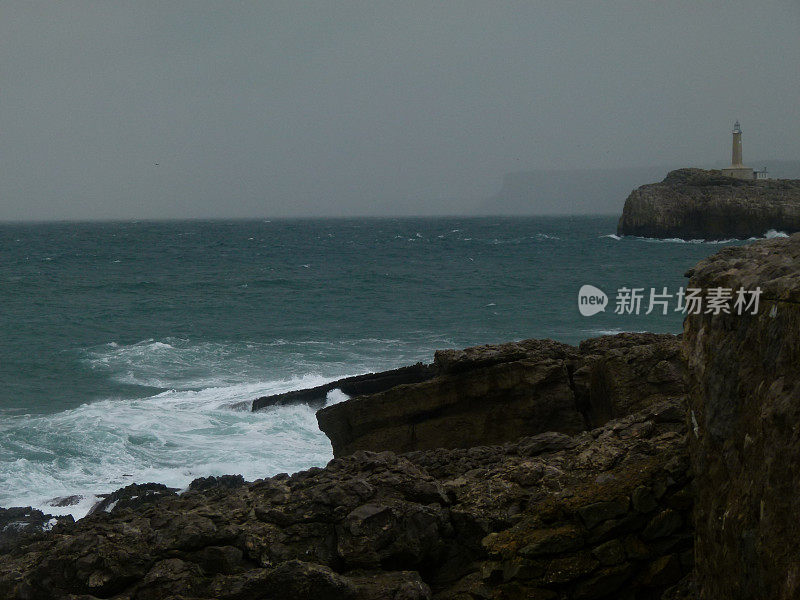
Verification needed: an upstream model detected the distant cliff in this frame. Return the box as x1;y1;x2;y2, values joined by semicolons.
617;168;800;240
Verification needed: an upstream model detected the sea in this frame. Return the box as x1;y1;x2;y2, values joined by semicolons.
0;216;783;518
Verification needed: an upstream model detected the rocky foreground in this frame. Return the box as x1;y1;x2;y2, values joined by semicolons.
617;169;800;240
0;234;798;599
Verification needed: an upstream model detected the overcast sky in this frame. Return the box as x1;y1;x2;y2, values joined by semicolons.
1;1;798;220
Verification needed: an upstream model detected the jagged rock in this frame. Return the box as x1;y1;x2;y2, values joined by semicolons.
0;507;74;554
188;474;246;493
573;333;686;427
684;232;800;599
0;399;692;599
48;495;84;507
88;482;178;515
617;168;800;240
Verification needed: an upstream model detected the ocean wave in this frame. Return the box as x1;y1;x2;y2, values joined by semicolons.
0;378;336;520
79;337;436;391
610;230;789;244
581;328;649;336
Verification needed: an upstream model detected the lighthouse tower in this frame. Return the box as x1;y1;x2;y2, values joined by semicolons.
721;120;754;180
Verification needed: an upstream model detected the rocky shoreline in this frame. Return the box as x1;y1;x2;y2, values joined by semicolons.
1;233;798;599
617;168;800;240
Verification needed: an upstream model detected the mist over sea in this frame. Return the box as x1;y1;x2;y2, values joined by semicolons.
0;217;763;517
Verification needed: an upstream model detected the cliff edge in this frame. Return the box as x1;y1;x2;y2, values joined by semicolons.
684;232;800;599
617;168;800;240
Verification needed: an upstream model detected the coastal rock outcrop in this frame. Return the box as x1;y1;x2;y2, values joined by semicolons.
0;398;692;600
252;363;436;411
317;333;685;457
617;168;800;240
0;507;73;554
683;232;800;599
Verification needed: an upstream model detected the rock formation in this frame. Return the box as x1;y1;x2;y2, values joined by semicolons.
684;232;800;599
317;333;684;457
617;168;800;240
0;398;691;599
252;363;436;411
0;507;73;555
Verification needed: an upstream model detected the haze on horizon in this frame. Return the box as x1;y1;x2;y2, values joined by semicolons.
1;1;799;221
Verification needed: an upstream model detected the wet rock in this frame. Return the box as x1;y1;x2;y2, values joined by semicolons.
188;474;246;493
48;494;84;507
252;363;436;411
0;507;74;553
88;482;178;515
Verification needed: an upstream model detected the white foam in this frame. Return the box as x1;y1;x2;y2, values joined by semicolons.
324;389;350;407
630;235;734;244
0;377;336;520
582;328;649;336
600;234;621;240
627;230;789;244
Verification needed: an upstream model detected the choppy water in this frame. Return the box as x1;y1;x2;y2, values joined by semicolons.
0;217;774;516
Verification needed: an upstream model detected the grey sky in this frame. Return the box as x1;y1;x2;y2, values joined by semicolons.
1;1;798;220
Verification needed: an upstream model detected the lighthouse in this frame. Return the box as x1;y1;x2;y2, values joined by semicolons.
721;120;754;180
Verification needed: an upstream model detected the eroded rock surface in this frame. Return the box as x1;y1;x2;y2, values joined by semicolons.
617;168;800;240
317;333;685;457
683;232;800;599
0;507;74;554
0;399;691;600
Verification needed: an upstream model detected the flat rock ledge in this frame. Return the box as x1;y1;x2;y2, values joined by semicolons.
317;333;685;457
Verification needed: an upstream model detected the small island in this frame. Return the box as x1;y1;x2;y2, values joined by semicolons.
618;122;800;240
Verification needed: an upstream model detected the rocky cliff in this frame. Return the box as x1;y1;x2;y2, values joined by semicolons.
617;169;800;240
317;334;684;457
683;232;800;599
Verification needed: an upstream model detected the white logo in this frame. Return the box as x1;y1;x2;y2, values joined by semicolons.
577;285;762;316
578;285;608;316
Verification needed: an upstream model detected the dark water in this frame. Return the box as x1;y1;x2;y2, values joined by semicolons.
0;216;755;514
